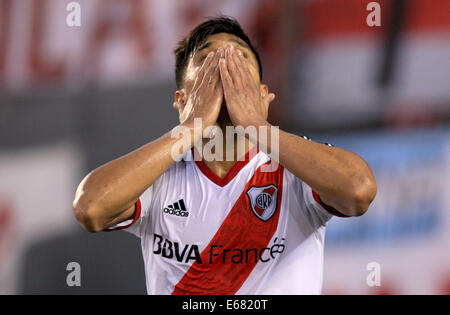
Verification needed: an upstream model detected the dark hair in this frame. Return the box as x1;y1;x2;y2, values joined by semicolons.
174;16;262;89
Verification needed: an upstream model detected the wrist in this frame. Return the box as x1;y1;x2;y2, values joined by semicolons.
240;120;272;145
238;118;270;130
179;120;209;146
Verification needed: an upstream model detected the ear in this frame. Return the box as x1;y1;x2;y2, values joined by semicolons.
173;89;186;112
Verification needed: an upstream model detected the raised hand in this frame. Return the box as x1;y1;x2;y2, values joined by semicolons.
178;48;224;131
218;44;275;129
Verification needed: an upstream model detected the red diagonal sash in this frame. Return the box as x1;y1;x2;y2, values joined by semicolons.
172;162;284;295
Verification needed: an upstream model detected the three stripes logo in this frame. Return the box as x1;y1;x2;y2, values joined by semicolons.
163;199;189;217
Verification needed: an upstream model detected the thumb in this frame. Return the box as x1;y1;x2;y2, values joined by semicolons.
268;93;276;103
263;92;276;106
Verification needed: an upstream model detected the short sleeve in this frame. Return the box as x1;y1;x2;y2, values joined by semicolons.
301;181;333;226
103;184;153;237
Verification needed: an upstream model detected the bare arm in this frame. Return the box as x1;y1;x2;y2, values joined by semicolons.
259;125;376;216
73;49;224;232
73;131;191;232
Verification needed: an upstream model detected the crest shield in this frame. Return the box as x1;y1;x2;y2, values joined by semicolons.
246;184;278;221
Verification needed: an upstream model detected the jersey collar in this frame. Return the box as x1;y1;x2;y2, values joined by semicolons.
193;146;259;187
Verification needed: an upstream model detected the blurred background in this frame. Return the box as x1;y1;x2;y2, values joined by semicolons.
0;0;449;295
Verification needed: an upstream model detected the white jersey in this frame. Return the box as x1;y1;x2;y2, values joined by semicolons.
107;148;340;295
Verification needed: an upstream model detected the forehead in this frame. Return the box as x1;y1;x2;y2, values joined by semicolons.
193;32;252;54
182;32;260;86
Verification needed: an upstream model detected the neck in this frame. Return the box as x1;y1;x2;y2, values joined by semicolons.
194;124;254;179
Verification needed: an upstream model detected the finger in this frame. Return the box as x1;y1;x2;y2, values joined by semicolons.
194;51;215;89
236;49;253;82
262;91;275;103
262;93;276;113
210;60;222;90
207;48;224;89
219;57;233;96
236;49;260;94
234;48;255;91
201;48;223;88
204;61;221;92
231;47;244;73
232;48;251;89
225;45;242;87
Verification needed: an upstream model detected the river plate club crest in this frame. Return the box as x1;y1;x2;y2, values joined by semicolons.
246;184;278;221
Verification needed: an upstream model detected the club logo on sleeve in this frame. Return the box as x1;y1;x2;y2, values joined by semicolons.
246;185;278;221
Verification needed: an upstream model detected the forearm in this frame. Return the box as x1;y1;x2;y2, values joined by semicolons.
73;125;194;230
253;122;377;216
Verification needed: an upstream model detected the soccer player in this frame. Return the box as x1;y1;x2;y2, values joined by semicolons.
73;17;377;294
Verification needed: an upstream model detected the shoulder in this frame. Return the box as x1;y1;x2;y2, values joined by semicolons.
155;151;197;186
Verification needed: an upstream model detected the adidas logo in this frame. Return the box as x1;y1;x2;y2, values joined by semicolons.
163;199;189;217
